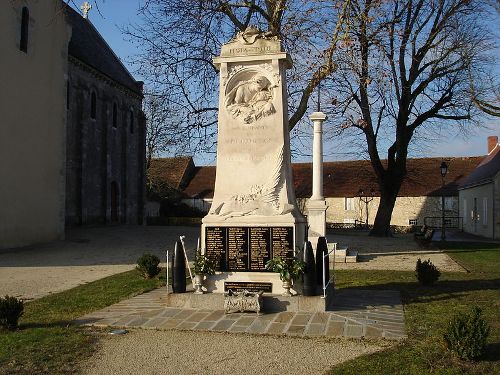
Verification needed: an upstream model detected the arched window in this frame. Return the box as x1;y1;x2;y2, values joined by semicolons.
112;103;117;128
110;182;119;222
90;91;96;119
129;110;134;134
20;7;29;53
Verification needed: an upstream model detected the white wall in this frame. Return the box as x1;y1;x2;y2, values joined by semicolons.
0;1;70;248
460;183;495;238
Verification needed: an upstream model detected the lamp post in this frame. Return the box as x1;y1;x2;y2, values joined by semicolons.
358;188;375;228
440;161;448;240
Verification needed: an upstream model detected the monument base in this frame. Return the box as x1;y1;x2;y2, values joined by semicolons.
201;215;306;294
165;283;333;312
307;199;328;249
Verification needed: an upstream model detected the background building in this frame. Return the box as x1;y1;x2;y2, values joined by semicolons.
459;136;500;239
149;155;482;230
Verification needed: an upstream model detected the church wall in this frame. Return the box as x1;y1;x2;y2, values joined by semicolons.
0;1;70;249
65;61;144;225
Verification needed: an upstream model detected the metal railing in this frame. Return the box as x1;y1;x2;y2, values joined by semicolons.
424;216;463;230
321;241;336;298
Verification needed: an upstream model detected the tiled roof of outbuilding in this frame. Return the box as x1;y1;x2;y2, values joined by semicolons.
177;156;483;199
63;4;143;95
293;157;483;198
182;166;217;199
148;157;195;190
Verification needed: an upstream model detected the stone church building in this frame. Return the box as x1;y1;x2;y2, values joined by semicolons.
0;1;145;249
65;5;145;226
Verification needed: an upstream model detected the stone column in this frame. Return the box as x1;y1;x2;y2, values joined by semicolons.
307;112;328;248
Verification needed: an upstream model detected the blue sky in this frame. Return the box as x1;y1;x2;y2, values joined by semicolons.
70;1;499;163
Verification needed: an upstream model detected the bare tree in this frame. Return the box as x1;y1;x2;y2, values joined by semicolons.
143;91;182;169
328;0;499;236
125;0;352;153
128;0;498;237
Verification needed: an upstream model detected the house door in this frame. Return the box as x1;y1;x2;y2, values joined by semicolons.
111;182;119;222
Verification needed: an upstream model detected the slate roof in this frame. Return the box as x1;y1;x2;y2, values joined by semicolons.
459;145;500;189
63;4;143;95
178;156;483;199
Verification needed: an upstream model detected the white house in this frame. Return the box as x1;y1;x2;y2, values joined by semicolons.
459;136;500;239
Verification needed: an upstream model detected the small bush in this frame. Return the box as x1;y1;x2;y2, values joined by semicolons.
0;295;24;330
444;306;490;360
415;258;440;285
136;253;161;279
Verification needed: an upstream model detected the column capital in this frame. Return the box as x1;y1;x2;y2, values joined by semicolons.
309;111;327;121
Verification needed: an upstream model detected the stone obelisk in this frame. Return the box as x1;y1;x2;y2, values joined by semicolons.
201;27;306;294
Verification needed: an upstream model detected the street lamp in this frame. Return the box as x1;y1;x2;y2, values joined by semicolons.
440;161;448;240
358;188;375;228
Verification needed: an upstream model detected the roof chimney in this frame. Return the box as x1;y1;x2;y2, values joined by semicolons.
488;136;498;154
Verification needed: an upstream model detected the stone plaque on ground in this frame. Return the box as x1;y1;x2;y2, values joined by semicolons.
201;26;306;294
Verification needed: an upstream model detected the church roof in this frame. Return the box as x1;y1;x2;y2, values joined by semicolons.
177;156;482;199
63;4;143;95
459;146;500;189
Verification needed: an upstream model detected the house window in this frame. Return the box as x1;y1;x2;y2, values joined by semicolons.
463;199;467;224
408;219;418;226
344;197;355;211
112;103;117;128
483;197;488;225
129;110;134;134
90;91;97;119
20;7;29;53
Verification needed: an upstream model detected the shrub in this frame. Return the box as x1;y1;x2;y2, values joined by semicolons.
415;258;440;285
136;253;161;279
0;295;24;330
444;306;490;360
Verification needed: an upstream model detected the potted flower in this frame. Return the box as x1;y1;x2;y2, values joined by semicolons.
265;256;305;296
193;250;216;294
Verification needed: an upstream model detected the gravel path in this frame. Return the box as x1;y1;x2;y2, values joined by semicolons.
0;226;199;300
329;231;465;272
80;329;384;375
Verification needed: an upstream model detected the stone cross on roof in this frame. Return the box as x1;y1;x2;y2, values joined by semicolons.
81;1;92;19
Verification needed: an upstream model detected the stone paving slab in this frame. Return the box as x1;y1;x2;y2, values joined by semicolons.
76;287;407;340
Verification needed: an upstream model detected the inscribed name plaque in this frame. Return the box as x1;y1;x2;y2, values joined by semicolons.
224;282;273;293
205;226;294;272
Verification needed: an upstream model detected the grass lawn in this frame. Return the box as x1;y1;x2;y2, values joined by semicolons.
330;244;500;375
0;270;163;375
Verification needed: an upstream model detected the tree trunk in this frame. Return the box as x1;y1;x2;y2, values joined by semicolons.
370;185;399;237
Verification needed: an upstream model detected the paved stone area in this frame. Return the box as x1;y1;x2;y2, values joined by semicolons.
77;287;406;340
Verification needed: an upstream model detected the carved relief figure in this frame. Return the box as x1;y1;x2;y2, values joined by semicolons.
225;75;276;124
232;26;276;45
209;146;295;218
